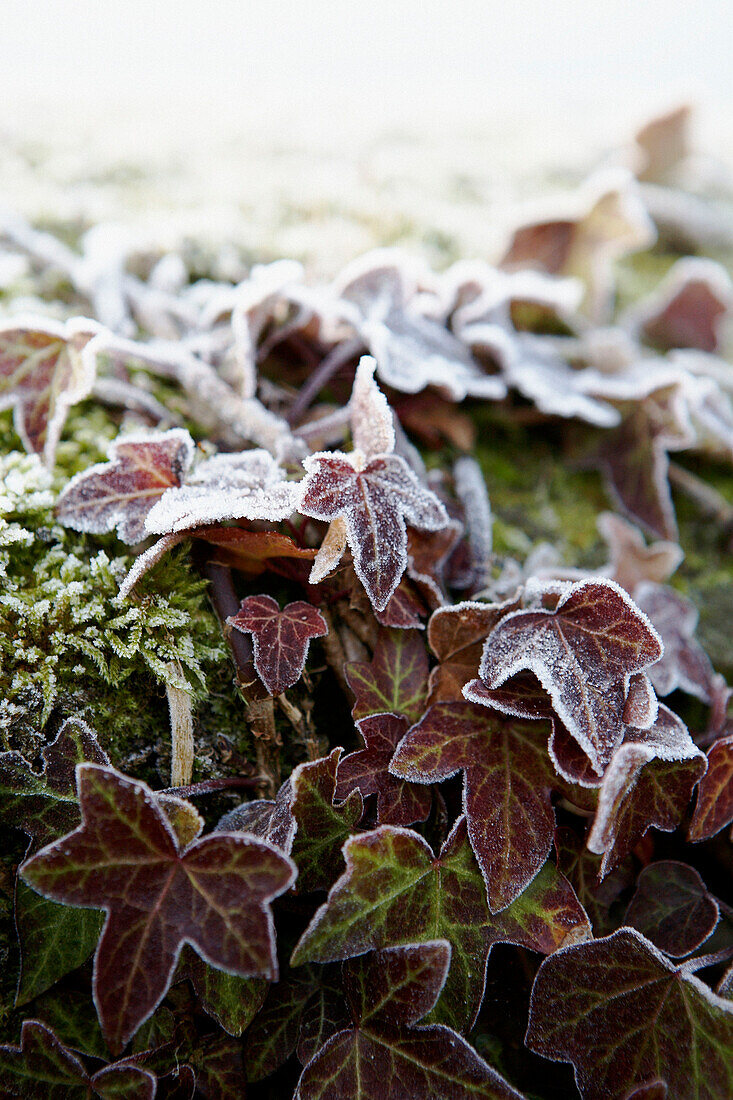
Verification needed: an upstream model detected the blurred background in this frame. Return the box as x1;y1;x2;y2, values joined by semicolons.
2;0;732;268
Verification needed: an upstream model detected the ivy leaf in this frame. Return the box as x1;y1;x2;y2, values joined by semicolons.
636;258;732;353
587;705;707;876
0;1019;155;1099
0;316;100;466
0;716;109;847
625;861;720;957
689;735;733;842
426;599;519;705
20;764;296;1053
348;353;396;459
191;525;316;577
244;973;318;1082
295;942;524;1100
215;780;296;854
292;819;589;1033
56;428;195;544
389;701;561;910
289;749;364;893
300;451;449;611
346;627;429;724
634;582;719;704
597;512;683;596
471;579;663;775
178;946;268;1037
336;714;432;827
227;594;327;696
525;928;733;1100
15;881;103;1004
555;827;635;937
144;449;302;534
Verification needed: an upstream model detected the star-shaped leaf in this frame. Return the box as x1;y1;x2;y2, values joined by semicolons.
20;764;296;1053
471;579;663;775
300;451;449;611
597;512;683;595
346;627;429;724
525;928;733;1100
587;705;707;875
625;861;719;957
634;582;719;703
0;316;101;466
0;1019;155;1099
336;713;432;827
227;595;327;696
56;428;195;544
426;598;519;705
292;818;589;1033
389;701;561;910
288;749;364;893
689;735;733;842
295;942;524;1100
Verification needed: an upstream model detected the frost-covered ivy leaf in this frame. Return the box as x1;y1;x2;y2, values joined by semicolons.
215;778;296;855
426;599;520;705
295;942;524;1100
587;705;707;876
15;881;103;1005
597;512;683;596
689;735;733;842
336;714;432;828
633;104;692;182
587;385;694;540
349;354;395;458
390;701;560;911
178;946;268;1037
292;819;588;1033
406;521;464;609
0;1019;155;1099
0;717;108;846
56;428;195;544
525;928;733;1100
0;316;101;466
633;258;732;353
289;749;364;894
244;973;318;1082
555;827;635;937
20;764;296;1053
473;579;663;776
501;169;655;320
625;861;719;957
227;595;327;696
346;627;429;724
634;582;719;703
300;451;449;611
145;449;302;534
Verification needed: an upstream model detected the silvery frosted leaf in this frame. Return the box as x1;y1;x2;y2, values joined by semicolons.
228;595;328;696
451;457;493;592
445;259;583;338
596;512;683;595
624;258;732;353
634;582;719;703
500;168;656;321
0;315;103;466
56;428;195;544
349;354;395;458
633;104;692;182
145;449;302;534
300;451;449;611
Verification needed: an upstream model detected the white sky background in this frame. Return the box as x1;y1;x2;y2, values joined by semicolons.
2;0;730;157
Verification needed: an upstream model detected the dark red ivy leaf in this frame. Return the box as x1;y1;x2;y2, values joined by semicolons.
336;713;432;827
625;860;719;957
689;735;733;842
228;594;328;696
346;627;429;725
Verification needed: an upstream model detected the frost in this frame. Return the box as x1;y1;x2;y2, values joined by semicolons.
349;355;395;458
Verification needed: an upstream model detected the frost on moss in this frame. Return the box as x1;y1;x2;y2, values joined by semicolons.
0;447;227;761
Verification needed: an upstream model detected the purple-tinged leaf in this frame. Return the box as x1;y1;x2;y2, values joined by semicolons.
587;705;707;876
0;316;101;466
597;512;683;596
349;354;395;458
473;578;663;775
689;735;733;842
300;451;449;611
144;449;301;534
215;780;296;854
634;582;719;704
427;598;519;705
0;1019;155;1099
20;764;296;1053
635;258;732;353
555;827;635;937
56;428;195;544
295;942;524;1099
297;978;351;1067
0;717;108;846
483;858;591;955
346;627;429;724
336;714;432;827
228;595;327;696
244;973;318;1082
289;749;364;893
389;701;560;911
625;861;719;957
406;521;464;610
633;104;691;182
525;928;733;1100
